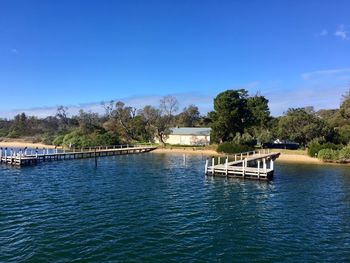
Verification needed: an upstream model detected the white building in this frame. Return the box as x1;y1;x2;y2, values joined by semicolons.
157;127;211;146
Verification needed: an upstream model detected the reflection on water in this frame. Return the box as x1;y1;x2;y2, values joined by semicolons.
0;153;350;262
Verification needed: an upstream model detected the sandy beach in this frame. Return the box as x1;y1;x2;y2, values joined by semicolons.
0;141;57;149
277;153;322;164
153;148;218;156
153;147;327;165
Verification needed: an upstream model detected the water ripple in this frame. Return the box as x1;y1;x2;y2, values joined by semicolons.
0;154;350;262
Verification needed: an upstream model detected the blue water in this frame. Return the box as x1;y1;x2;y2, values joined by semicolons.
0;153;350;262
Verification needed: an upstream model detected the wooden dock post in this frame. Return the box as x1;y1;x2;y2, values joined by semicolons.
218;156;221;165
225;157;228;176
242;159;246;177
212;157;215;175
270;158;274;170
205;159;208;174
263;158;267;174
94;148;97;168
257;160;261;179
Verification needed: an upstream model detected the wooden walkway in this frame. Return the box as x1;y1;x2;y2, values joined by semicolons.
205;149;280;180
0;144;157;167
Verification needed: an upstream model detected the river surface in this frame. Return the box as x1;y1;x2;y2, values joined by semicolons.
1;153;350;262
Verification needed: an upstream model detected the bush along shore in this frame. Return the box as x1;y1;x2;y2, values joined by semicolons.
317;145;350;163
306;140;350;164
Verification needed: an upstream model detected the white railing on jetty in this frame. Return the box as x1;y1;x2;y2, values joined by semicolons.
0;143;157;167
205;149;280;180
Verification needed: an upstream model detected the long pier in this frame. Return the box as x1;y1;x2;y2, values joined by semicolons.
205;149;280;180
0;144;157;167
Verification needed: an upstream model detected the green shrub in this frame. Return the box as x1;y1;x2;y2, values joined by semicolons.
217;143;254;154
42;133;54;145
63;131;82;147
52;135;65;146
307;142;341;157
0;130;8;137
7;130;20;138
93;133;119;146
232;132;256;146
62;130;119;148
338;125;350;144
338;145;350;161
318;148;339;161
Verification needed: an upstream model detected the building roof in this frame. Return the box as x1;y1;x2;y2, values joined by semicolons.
170;127;211;136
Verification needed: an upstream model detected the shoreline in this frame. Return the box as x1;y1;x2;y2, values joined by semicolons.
0;140;346;166
152;148;337;166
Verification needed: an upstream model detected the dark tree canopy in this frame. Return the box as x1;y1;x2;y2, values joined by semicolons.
247;95;270;128
340;98;350;120
208;89;271;143
208;89;250;143
277;108;331;145
176;105;200;127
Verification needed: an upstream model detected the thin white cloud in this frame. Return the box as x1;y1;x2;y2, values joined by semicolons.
302;67;350;80
264;67;350;115
0;93;214;119
267;83;348;115
0;74;348;119
318;29;328;36
334;25;349;40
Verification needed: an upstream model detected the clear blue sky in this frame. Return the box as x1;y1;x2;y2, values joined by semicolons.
1;0;350;117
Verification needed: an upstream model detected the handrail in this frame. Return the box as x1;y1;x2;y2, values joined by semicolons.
67;143;157;152
0;143;158;157
53;144;157;154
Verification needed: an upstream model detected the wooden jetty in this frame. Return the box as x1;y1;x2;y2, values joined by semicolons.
0;144;157;167
205;149;280;180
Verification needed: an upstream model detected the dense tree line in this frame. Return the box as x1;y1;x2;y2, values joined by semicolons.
0;96;203;147
208;89;350;151
1;89;350;152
